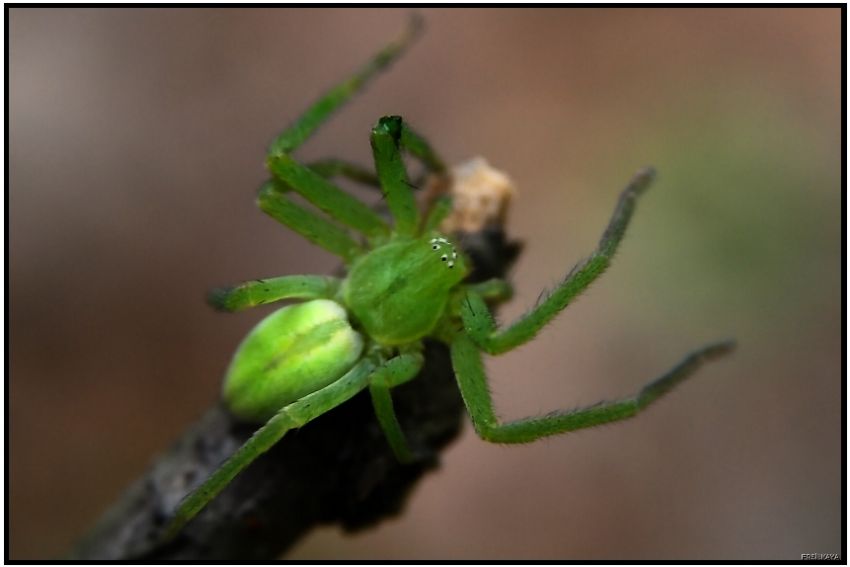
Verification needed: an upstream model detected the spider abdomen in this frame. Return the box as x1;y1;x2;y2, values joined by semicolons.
343;236;467;346
222;299;364;422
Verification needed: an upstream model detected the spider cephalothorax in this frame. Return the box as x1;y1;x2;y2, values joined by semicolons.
343;234;468;345
164;18;733;540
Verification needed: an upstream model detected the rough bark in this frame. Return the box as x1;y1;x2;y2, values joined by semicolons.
71;227;521;560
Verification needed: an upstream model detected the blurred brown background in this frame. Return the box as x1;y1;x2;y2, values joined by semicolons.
9;7;841;560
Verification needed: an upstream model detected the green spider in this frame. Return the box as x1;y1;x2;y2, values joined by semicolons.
164;18;734;539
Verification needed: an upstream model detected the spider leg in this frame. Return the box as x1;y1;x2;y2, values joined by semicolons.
267;156;390;240
371;116;420;236
267;119;444;241
450;332;735;444
261;19;448;242
207;275;340;312
400;122;446;175
267;15;422;157
162;358;377;541
262;17;426;241
306;159;380;188
422;195;453;234
461;167;656;354
368;351;424;462
307;146;443;193
369;115;450;237
465;278;514;304
258;180;365;262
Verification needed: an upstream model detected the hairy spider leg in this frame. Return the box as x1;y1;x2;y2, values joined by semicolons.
258;17;446;247
461;167;657;355
166;348;429;540
422;195;453;234
265;119;449;244
267;155;391;241
367;351;424;462
265;15;442;177
207;275;341;312
371;116;420;237
307;159;381;188
265;117;449;245
399;122;446;175
257;180;365;263
465;279;514;304
306;117;448;188
163;358;377;540
450;333;735;444
267;15;422;157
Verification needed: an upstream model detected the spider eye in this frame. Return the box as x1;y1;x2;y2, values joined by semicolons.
441;255;447;261
432;245;439;250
